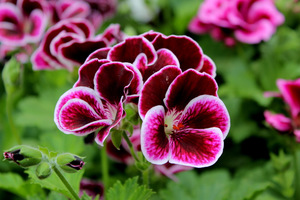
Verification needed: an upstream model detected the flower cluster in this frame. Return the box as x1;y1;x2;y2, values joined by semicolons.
264;78;300;142
54;30;230;168
0;0;117;63
189;0;284;45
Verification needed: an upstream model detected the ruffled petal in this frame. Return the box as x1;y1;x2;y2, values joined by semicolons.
58;99;112;135
74;58;110;88
26;9;47;42
59;38;107;67
169;127;224;168
180;95;230;138
141;30;164;42
108;36;157;65
164;69;218;112
152;34;203;71
199;55;216;78
143;48;180;81
139;66;182;119
141;105;170;164
85;47;111;62
264;111;293;132
94;62;134;105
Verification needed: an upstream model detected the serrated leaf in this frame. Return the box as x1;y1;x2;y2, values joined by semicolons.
25;167;84;199
159;170;231;200
106;177;154;200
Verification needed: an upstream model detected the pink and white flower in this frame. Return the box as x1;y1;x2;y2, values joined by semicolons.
264;78;300;142
0;0;48;46
54;60;139;145
189;0;284;45
139;66;230;168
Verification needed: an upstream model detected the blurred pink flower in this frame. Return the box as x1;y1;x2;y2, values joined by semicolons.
189;0;284;45
264;78;300;142
47;0;117;30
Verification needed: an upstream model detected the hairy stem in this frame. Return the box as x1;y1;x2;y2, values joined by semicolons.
52;165;80;200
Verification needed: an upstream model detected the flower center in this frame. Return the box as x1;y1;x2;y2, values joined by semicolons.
164;110;183;135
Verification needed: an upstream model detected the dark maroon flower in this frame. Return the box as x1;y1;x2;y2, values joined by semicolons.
80;178;104;200
31;18;109;70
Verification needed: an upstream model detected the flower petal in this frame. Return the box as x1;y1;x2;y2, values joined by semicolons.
169;127;224;168
143;48;180;81
180;95;230;138
58;99;112;135
74;58;110;88
59;38;107;67
94;62;134;105
26;9;47;43
277;79;300;118
139;66;182;119
108;36;157;65
85;47;111;62
199;55;216;78
164;69;218;112
141;105;170;164
54;87;106;131
152;34;203;71
264;111;293;132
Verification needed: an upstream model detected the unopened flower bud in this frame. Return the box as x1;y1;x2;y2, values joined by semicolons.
3;145;43;167
36;162;52;179
56;153;85;173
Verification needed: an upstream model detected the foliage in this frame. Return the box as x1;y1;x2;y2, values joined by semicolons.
1;0;300;199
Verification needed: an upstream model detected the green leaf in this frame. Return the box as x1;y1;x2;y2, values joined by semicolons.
106;177;154;200
39;132;84;155
159;170;231;200
25;167;84;199
0;172;45;199
111;129;123;150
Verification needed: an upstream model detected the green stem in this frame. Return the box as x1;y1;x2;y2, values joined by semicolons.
52;165;80;200
142;168;149;187
6;95;21;145
122;131;139;162
101;143;109;193
293;147;300;200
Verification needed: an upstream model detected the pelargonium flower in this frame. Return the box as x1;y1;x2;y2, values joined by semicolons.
87;30;216;82
189;0;284;45
264;78;300;142
139;66;230;168
31;18;124;71
0;0;49;60
54;59;141;145
47;0;117;30
106;127;192;181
